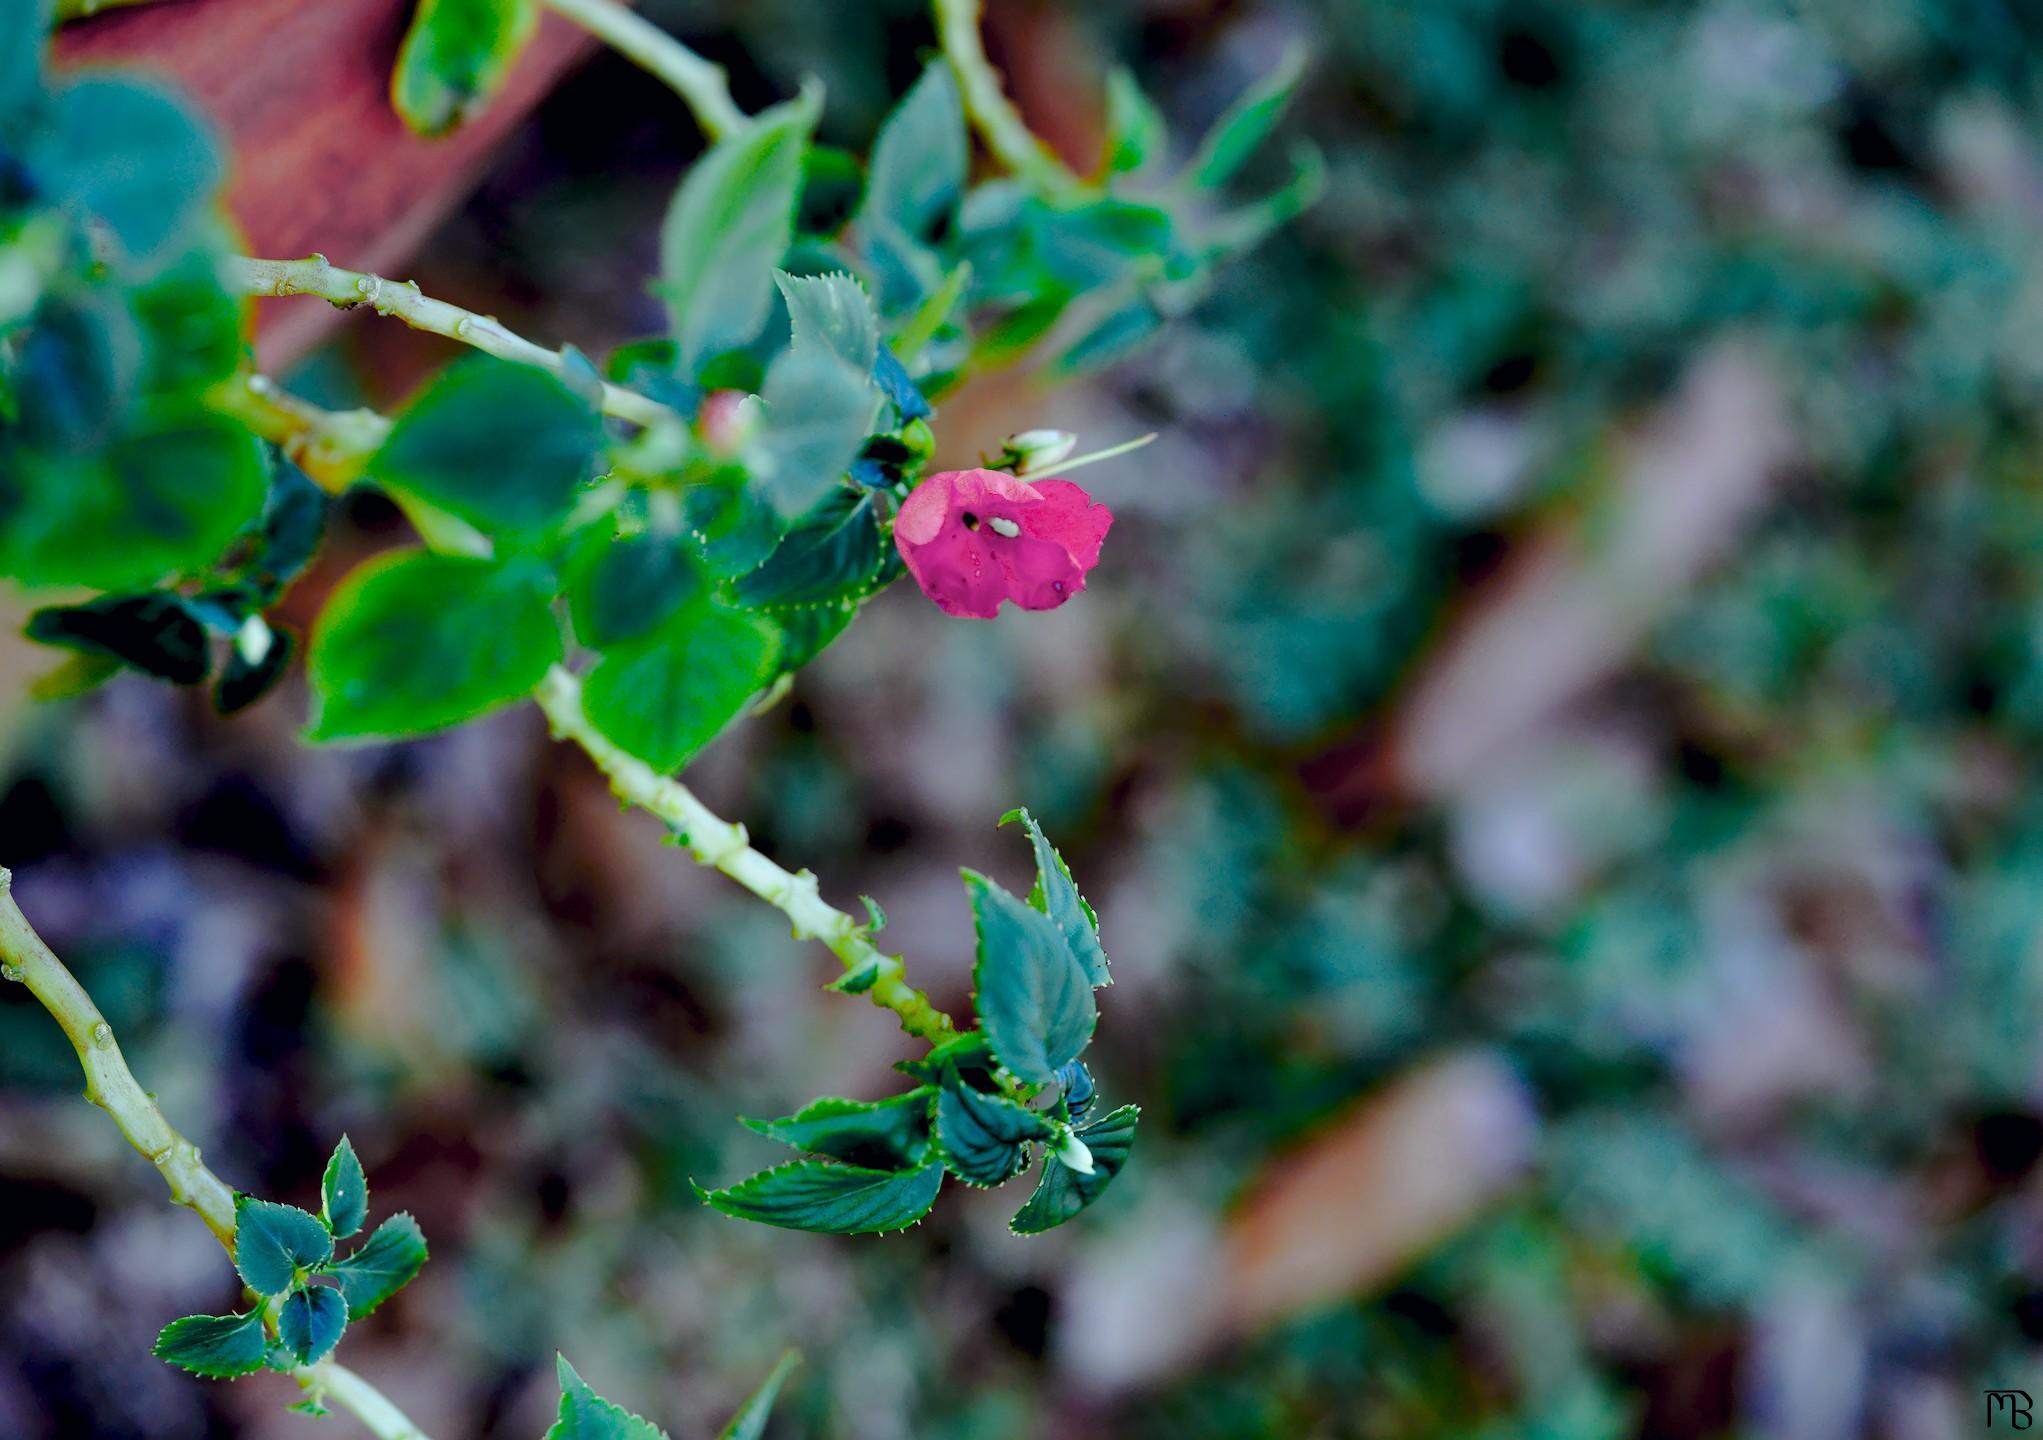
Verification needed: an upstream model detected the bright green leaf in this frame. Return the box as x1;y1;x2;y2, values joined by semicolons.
328;1212;429;1320
547;1356;672;1440
322;1136;368;1239
934;1077;1050;1187
152;1310;267;1380
742;1088;933;1169
1000;807;1109;986
306;551;563;742
776;270;878;373
662;91;818;374
718;1351;800;1440
1188;41;1306;190
372;357;601;536
582;601;779;772
233;1196;333;1296
965;870;1097;1086
694;1158;943;1234
567;529;704;648
1010;1104;1139;1234
1104;67;1167;176
277;1285;348;1367
132;251;246;398
391;0;539;136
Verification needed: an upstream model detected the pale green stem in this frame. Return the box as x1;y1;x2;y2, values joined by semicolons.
207;372;390;492
932;0;1084;199
533;667;960;1045
0;874;434;1440
538;0;746;139
51;0;167;20
224;256;680;430
1023;431;1157;479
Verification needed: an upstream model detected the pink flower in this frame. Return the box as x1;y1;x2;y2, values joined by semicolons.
893;468;1114;619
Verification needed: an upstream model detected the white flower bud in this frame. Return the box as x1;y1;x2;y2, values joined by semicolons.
1002;429;1078;474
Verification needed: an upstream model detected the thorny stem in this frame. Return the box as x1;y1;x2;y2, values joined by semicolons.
533;667;962;1046
0;874;433;1440
538;0;746;140
224;255;681;430
932;0;1086;200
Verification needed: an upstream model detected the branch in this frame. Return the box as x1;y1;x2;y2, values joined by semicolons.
538;0;746;140
533;668;961;1045
208;372;390;492
0;873;434;1440
224;256;681;431
931;0;1084;199
51;0;168;19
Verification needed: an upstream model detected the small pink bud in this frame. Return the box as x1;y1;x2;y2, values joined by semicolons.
698;390;757;455
893;468;1114;619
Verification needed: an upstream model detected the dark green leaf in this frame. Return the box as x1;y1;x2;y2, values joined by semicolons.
546;1356;672;1440
826;954;883;994
766;602;856;680
754;345;878;516
1104;67;1167;176
729;491;883;610
1188;42;1306;190
391;0;539;136
777;270;878;372
248;463;327;599
694;1158;943;1234
871;344;931;422
11;289;139;452
306;551;563;742
233;1196;332;1296
1000;807;1109;985
1009;1104;1139;1235
213;624;294;715
1055;1060;1096;1123
277;1285;348;1367
717;1351;800;1440
582;602;780;771
895;1030;995;1085
742;1088;933;1169
1054;299;1160;375
965;870;1097;1086
372;357;601;536
934;1076;1051;1186
862;61;966;246
152;1310;267;1380
328;1212;428;1320
662;91;818;373
321;1135;368;1239
1201;141;1326;260
42;77;220;263
26;592;210;684
685;478;784;580
1;404;266;588
568;529;704;648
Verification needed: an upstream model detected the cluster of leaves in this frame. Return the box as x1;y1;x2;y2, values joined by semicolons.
697;809;1137;1235
152;1139;427;1395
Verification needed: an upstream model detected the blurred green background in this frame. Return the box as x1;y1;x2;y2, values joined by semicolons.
11;0;2043;1434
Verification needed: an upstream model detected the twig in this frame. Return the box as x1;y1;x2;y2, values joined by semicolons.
931;0;1084;199
0;874;434;1440
539;0;746;139
207;372;391;492
223;256;680;430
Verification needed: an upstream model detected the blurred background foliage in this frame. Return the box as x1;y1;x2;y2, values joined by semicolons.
11;0;2043;1435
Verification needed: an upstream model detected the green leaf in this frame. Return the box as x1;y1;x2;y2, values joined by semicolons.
694;1158;943;1234
1188;41;1306;190
933;1077;1051;1187
742;1088;933;1169
1;405;266;589
567;529;705;649
42;77;221;263
372;357;601;537
870;344;931;422
131;252;247;397
729;490;883;610
999;807;1109;986
863;61;966;244
776;270;878;373
328;1212;428;1320
322;1136;368;1239
766;602;856;680
1009;1104;1138;1235
27;592;211;685
753;345;877;516
246;463;328;600
214;625;295;715
1054;299;1160;376
718;1351;800;1440
582;601;779;771
895;1030;995;1085
1054;1060;1095;1123
547;1356;673;1440
392;0;539;136
277;1284;348;1367
9;288;139;452
965;870;1097;1087
0;0;46;136
1104;67;1167;176
685;479;784;580
233;1196;333;1296
306;551;563;742
661;91;818;374
152;1310;268;1380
